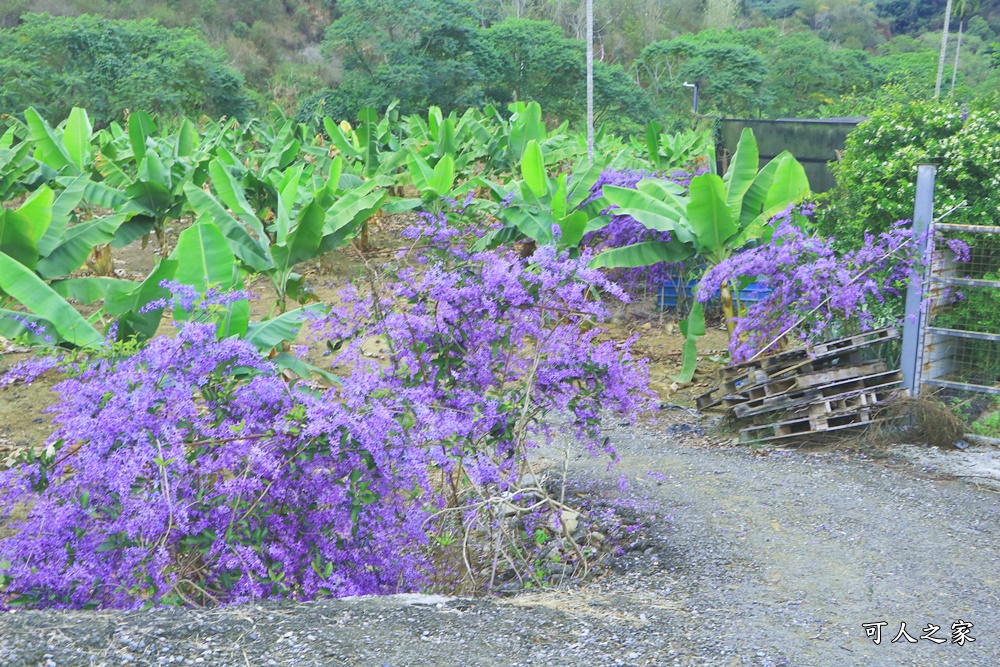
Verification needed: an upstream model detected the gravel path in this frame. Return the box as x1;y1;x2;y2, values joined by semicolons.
2;421;998;667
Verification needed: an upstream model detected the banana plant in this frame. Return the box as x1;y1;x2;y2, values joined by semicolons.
474;140;607;254
592;128;810;382
93;111;210;258
636;123;713;173
321;106;406;250
322;105;407;185
22;107;95;180
398;151;456;210
189;157;387;312
0;180;132;280
0;135;38;200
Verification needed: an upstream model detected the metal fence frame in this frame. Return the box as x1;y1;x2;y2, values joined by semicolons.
902;165;1000;399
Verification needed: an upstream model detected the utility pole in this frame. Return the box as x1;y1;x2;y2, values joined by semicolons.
586;0;594;164
935;0;954;98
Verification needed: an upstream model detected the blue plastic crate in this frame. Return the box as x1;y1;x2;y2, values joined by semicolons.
657;280;771;310
736;282;772;305
657;279;705;310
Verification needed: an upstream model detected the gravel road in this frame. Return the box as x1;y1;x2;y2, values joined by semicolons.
2;420;998;667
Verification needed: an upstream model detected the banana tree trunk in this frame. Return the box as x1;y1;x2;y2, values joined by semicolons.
720;281;736;337
154;218;170;258
357;220;370;253
89;244;114;276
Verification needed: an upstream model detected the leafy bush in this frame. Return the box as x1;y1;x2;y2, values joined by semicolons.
822;100;1000;251
0;14;251;127
0;246;652;609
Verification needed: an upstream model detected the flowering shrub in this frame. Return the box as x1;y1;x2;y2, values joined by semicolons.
823;100;1000;250
313;243;654;484
0;246;653;609
698;219;915;362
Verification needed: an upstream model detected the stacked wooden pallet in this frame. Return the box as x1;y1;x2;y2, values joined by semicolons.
695;328;907;445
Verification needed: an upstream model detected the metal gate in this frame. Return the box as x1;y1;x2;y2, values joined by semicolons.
902;165;1000;401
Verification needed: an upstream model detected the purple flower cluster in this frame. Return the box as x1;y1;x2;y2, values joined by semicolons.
3;313;53;343
313;245;653;473
0;355;60;388
0;323;433;609
140;280;256;314
0;246;654;610
946;238;972;263
699;220;916;362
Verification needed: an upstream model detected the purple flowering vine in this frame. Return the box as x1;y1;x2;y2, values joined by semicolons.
0;244;655;609
698;220;917;362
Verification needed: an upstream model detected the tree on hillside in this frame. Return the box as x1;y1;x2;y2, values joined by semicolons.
476;19;585;118
704;0;741;30
322;0;486;115
874;0;950;34
765;32;876;114
0;13;250;126
635;32;769;119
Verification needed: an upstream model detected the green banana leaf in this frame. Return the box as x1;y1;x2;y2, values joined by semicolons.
39;175;89;256
105;259;177;341
0;209;38;269
244;304;324;350
686;174;738;253
171;222;249;338
24;107;72;173
272;200;327;274
184;183;273;272
674;301;705;383
0;309;56;345
601;184;692;243
520;140;547;199
588;240;692;269
36;214;125;279
63;108;93;174
722;128;759;221
128;111;156;162
0;251;103;347
50;277;137;304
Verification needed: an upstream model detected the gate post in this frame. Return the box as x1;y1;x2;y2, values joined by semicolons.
901;164;936;395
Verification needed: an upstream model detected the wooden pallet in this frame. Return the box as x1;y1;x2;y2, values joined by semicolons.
741;418;890;446
722;327;897;377
737;360;888;402
706;328;904;445
733;369;902;419
717;328;900;398
740;405;882;442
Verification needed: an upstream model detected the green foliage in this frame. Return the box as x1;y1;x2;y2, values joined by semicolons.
635;27;877;121
476;18;585;120
595;128;810;381
0;14;250;128
476;141;607;253
317;12;653;135
822;100;1000;249
323;0;486;118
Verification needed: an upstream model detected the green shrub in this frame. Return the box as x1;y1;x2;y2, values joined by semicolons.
821;99;1000;250
0;13;251;127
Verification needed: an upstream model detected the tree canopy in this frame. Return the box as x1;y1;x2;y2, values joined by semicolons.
0;13;250;127
2;0;1000;131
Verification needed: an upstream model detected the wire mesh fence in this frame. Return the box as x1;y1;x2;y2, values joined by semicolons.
919;223;1000;408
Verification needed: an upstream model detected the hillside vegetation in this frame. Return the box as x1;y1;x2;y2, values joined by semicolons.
1;0;999;129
